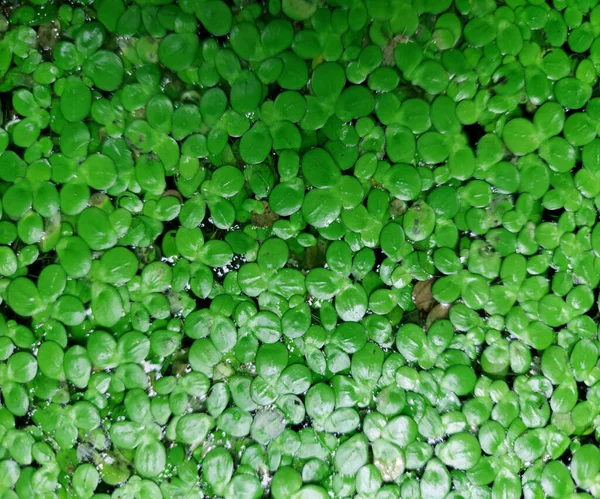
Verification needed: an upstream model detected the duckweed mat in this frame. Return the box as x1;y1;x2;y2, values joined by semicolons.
1;0;600;497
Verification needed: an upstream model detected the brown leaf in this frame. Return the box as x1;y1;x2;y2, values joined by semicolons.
389;199;407;218
162;189;183;203
251;201;279;228
412;278;437;313
37;22;61;51
425;303;451;329
90;192;109;207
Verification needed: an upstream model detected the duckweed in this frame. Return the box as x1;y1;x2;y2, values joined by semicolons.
2;0;600;498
